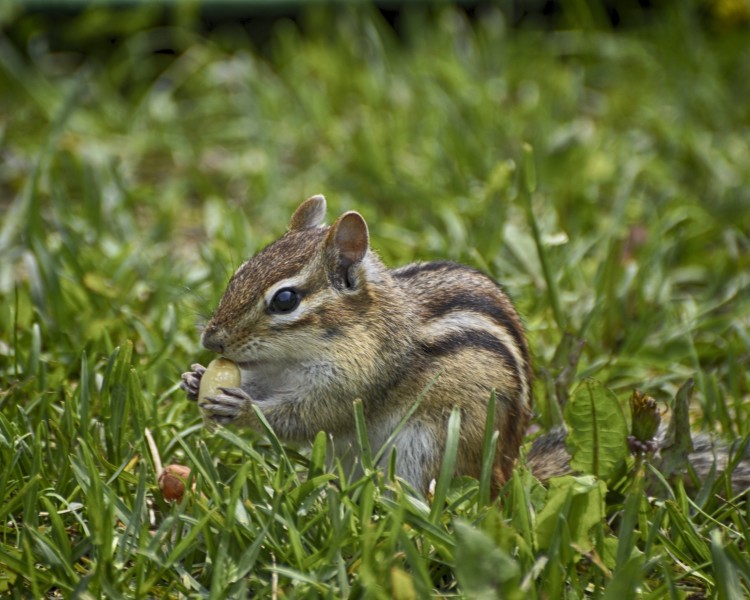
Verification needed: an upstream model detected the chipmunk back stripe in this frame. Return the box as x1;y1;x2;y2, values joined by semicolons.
391;262;529;371
419;330;520;388
392;261;468;280
423;294;528;367
421;310;529;403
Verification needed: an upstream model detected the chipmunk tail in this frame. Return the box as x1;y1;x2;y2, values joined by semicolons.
524;427;573;483
522;426;750;497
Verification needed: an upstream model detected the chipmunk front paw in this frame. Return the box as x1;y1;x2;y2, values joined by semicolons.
180;363;206;401
199;386;254;426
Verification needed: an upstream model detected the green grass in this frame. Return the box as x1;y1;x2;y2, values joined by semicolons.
1;2;750;597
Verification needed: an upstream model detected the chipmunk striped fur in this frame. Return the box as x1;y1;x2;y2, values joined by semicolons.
182;194;532;493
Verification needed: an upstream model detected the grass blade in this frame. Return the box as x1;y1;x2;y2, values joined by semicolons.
430;408;461;522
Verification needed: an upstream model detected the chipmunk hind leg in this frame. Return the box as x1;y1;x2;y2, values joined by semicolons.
390;423;443;493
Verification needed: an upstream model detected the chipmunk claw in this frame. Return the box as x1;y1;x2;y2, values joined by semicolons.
199;386;254;425
180;363;206;401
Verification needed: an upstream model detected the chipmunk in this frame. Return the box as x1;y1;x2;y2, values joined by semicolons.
182;195;750;496
181;194;532;493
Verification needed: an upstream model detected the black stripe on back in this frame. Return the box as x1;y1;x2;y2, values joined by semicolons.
392;262;528;364
419;330;520;383
425;294;529;366
392;261;468;279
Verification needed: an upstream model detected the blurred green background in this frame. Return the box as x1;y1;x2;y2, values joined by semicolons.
2;0;748;415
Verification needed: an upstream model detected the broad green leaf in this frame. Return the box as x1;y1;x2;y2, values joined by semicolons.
565;379;628;479
535;475;606;552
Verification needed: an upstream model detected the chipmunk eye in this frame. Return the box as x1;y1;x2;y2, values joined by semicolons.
269;288;301;313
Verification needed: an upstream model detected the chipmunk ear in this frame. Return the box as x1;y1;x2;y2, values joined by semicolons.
325;211;369;289
289;194;327;231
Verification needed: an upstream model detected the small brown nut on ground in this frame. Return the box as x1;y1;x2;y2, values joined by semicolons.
198;358;241;403
158;464;192;502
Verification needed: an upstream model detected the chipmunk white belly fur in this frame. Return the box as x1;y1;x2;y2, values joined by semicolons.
181;195;532;493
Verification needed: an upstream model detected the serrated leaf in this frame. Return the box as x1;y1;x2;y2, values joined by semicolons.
565;379;628;479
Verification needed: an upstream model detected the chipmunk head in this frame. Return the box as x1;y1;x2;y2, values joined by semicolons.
201;195;381;364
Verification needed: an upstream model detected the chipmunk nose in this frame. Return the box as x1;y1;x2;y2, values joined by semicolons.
201;325;226;354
